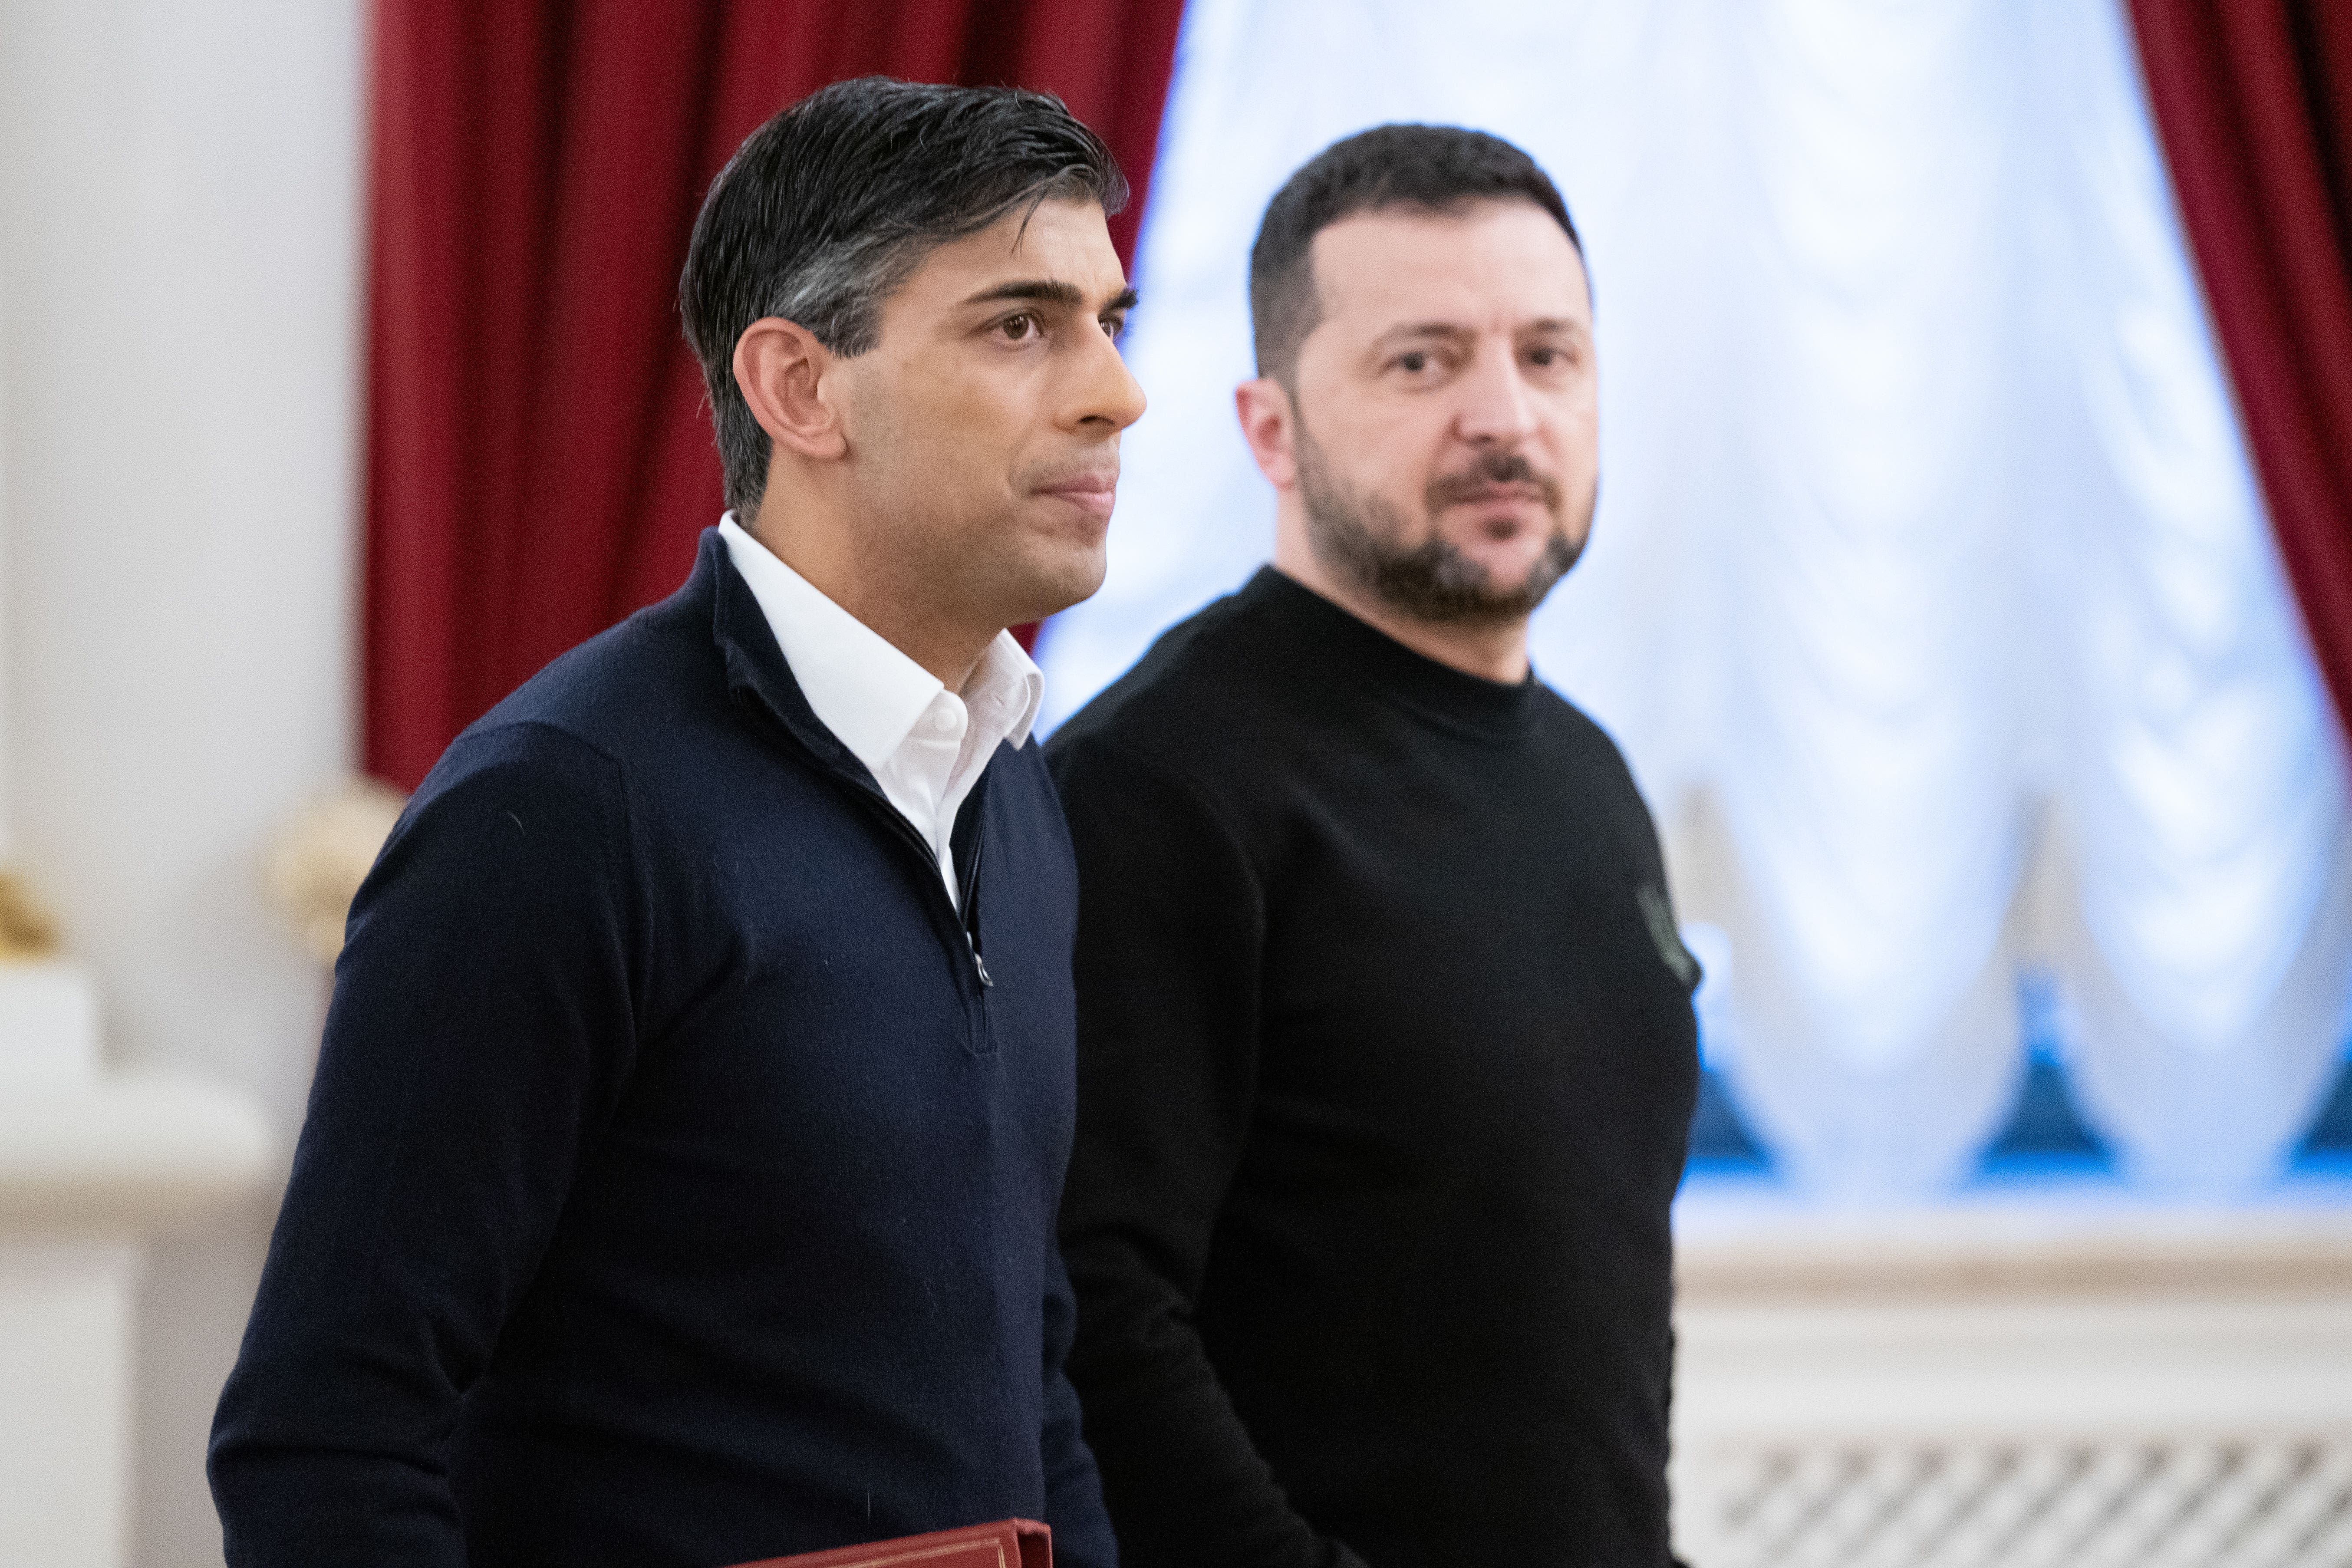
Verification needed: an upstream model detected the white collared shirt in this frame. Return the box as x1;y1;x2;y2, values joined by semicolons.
719;514;1042;910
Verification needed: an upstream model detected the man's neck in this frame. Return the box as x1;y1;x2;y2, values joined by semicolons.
745;504;995;692
1271;536;1532;685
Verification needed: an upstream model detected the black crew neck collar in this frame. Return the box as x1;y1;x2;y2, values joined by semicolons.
1240;566;1539;738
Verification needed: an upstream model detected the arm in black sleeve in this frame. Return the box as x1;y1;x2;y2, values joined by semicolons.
1049;736;1367;1568
208;723;643;1568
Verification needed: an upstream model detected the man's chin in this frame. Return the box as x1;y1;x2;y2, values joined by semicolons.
1459;553;1552;596
1463;546;1578;598
1449;517;1580;568
999;540;1108;628
1375;533;1582;626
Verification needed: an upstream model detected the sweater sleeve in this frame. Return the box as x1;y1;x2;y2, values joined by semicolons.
208;723;643;1568
1038;1238;1119;1568
1048;736;1367;1568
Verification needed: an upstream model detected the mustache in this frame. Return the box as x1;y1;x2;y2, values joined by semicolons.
1425;450;1562;513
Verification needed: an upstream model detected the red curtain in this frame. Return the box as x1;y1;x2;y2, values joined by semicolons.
366;1;1188;790
2129;1;2352;735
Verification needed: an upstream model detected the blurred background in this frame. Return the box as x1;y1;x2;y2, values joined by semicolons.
1;1;2347;1565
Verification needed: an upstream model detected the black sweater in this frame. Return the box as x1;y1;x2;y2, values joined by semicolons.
1045;568;1698;1568
210;531;1115;1568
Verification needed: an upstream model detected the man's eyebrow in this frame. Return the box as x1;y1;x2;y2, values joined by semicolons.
961;279;1139;313
1375;318;1586;341
1375;321;1475;342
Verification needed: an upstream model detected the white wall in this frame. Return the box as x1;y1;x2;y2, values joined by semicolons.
0;2;365;1562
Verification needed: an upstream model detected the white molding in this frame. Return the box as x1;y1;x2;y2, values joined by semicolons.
0;960;273;1566
1672;1185;2352;1565
0;1072;274;1238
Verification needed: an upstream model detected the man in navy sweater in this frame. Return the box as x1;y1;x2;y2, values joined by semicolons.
209;79;1144;1568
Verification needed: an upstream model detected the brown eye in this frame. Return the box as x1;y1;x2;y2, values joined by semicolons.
1000;313;1038;341
1398;352;1429;373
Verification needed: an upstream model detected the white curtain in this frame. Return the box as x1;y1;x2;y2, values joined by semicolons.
1039;0;2352;1198
2035;0;2352;1194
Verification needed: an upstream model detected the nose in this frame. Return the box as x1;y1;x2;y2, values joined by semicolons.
1453;340;1538;447
1070;321;1147;435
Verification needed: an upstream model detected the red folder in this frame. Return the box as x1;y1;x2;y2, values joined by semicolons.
729;1518;1051;1568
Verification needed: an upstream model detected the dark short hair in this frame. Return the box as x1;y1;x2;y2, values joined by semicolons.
681;78;1128;514
1248;125;1582;385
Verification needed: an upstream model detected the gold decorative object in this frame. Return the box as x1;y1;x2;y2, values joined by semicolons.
0;870;61;961
264;777;409;965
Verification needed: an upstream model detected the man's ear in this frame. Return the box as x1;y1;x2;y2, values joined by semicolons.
734;318;847;461
1235;376;1300;490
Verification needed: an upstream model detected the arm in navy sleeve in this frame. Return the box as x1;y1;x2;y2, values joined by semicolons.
1039;1238;1119;1568
208;723;644;1567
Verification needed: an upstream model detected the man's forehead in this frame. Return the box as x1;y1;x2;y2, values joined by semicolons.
1310;202;1588;326
912;198;1128;298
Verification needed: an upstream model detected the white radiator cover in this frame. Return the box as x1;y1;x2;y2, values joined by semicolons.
1670;1184;2352;1568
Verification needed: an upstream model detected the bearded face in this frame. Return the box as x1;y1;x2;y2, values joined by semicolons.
1268;200;1599;635
1295;421;1588;627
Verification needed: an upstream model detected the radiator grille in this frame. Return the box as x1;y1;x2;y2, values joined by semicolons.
1677;1436;2352;1568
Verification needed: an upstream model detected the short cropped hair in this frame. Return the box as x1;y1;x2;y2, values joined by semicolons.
682;78;1127;514
1248;125;1582;385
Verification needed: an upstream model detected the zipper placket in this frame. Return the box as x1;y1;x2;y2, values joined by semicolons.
959;833;991;988
845;786;992;991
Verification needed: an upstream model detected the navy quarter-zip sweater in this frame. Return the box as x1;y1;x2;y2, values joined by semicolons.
209;530;1116;1568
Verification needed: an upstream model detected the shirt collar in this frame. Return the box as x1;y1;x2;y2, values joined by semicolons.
965;625;1045;752
718;514;1041;773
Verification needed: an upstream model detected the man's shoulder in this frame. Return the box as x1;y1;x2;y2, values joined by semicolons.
1048;582;1295;778
457;585;722;775
1523;682;1667;846
1526;683;1640;777
1527;680;1620;753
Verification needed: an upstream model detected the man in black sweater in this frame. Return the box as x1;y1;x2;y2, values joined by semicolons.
1047;127;1700;1567
210;81;1143;1567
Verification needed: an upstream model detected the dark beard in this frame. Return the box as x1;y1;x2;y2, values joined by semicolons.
1295;424;1584;628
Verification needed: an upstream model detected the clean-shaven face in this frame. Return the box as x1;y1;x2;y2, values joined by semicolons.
831;198;1146;627
1289;201;1596;626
